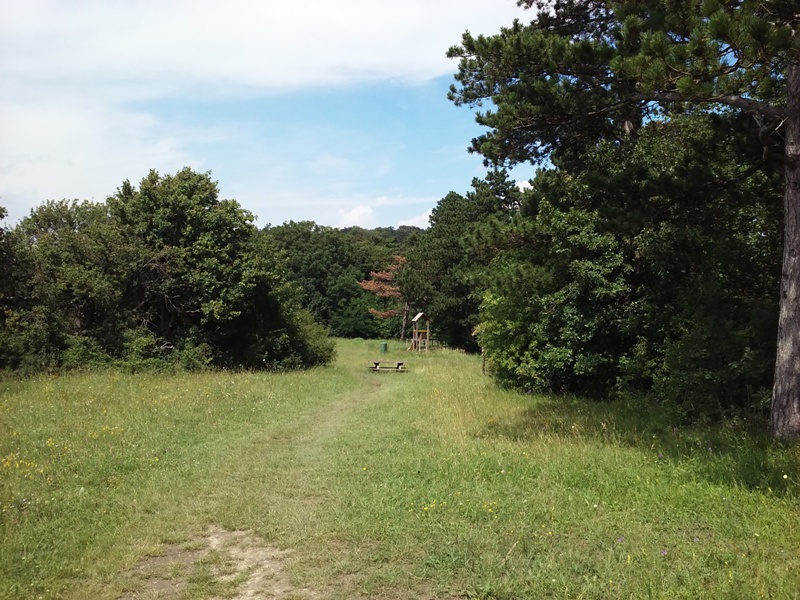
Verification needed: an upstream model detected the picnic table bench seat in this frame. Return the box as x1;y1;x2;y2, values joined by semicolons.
369;360;407;372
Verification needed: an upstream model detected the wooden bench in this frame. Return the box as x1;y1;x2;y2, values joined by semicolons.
369;361;407;372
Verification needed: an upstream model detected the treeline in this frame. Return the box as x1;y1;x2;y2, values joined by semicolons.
0;146;785;422
0;169;337;372
0;169;425;374
250;110;783;424
401;116;782;420
264;221;419;340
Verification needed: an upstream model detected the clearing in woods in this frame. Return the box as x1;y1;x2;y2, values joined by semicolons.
1;338;799;599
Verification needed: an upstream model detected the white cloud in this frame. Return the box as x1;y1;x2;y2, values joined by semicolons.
0;0;533;224
0;94;224;221
326;195;434;230
0;0;534;115
335;204;376;228
1;0;529;97
399;209;432;229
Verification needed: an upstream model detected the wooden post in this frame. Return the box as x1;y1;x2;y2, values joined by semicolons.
400;302;409;341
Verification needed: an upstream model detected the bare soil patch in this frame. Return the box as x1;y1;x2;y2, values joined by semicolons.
119;525;318;599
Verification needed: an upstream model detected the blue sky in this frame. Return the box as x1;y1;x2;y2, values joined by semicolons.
1;0;536;229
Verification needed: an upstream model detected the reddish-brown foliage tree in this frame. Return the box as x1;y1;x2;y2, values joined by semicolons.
359;256;409;334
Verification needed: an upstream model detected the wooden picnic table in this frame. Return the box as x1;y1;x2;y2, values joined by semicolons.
368;360;407;372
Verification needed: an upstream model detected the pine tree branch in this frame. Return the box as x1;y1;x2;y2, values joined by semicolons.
637;91;788;119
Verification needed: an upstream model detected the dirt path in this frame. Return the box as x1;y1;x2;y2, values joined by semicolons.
119;371;397;600
120;525;319;600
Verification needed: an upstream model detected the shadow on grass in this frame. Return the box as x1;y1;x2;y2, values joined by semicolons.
479;394;799;497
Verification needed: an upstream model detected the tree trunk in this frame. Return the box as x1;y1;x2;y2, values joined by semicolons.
771;61;800;440
400;302;409;341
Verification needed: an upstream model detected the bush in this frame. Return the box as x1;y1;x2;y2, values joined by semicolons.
62;335;112;369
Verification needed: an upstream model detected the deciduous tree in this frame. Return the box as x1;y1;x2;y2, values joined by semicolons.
263;221;386;338
108;168;334;369
0;170;335;372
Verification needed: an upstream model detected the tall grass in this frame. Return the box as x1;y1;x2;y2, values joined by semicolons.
0;365;353;598
1;339;798;599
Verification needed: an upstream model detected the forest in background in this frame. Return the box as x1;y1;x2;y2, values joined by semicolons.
0;137;783;424
1;0;798;438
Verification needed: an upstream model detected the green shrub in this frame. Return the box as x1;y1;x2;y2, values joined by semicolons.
62;335;112;369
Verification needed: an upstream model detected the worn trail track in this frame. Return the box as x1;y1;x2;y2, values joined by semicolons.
120;363;409;600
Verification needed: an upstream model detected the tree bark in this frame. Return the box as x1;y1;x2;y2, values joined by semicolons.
771;61;800;441
400;301;409;341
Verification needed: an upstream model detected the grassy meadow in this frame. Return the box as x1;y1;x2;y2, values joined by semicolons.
1;338;799;599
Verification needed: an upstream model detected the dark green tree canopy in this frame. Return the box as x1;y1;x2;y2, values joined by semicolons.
0;170;334;372
400;170;522;351
448;0;800;438
1;200;135;370
108;169;261;334
263;221;424;340
449;0;796;168
477;113;780;407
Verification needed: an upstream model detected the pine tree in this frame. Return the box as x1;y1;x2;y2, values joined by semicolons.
448;0;800;438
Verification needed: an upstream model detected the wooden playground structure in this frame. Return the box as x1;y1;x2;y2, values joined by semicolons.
410;312;430;352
